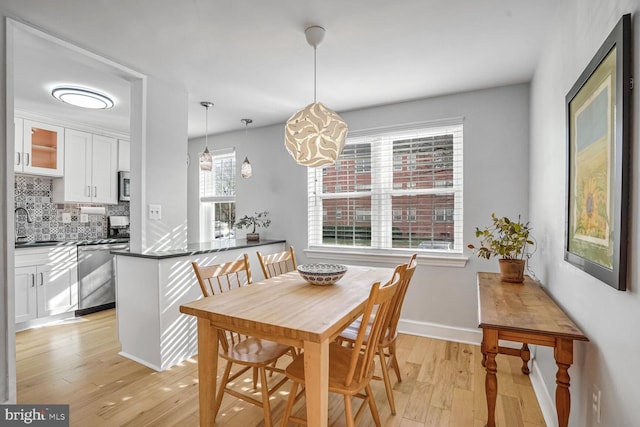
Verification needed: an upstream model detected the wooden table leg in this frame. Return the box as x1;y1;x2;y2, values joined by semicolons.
303;339;329;427
520;343;531;375
554;338;574;427
483;329;499;427
197;318;219;427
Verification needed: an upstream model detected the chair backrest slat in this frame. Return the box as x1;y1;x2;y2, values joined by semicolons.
381;254;417;344
345;265;404;386
191;254;253;350
257;246;297;279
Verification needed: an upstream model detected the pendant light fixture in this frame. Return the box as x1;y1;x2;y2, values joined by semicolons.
284;25;348;167
240;118;253;179
199;101;214;171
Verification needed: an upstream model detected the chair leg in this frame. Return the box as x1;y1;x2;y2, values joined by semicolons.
280;382;299;427
214;360;234;418
378;347;396;415
259;367;273;427
389;342;402;382
365;384;382;427
344;394;355;427
253;366;259;389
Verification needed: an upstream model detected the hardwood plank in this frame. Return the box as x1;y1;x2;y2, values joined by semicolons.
16;310;546;427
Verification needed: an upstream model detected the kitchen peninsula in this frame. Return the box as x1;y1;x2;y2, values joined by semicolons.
113;239;286;371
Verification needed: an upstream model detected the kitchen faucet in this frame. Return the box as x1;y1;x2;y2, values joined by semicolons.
14;207;32;241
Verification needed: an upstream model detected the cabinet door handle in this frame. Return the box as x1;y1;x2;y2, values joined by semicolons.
25;153;30;166
39;272;44;286
16;152;21;166
31;273;35;288
87;186;91;197
93;186;97;198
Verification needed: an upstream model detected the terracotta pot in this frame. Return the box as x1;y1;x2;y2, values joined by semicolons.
498;259;525;283
246;233;260;241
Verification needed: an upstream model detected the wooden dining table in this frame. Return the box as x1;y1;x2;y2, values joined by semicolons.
179;264;394;427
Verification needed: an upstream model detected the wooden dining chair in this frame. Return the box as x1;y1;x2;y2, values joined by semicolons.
191;254;293;427
280;265;405;427
336;253;417;415
256;246;297;279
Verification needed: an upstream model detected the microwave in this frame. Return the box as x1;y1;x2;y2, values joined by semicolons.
118;171;130;201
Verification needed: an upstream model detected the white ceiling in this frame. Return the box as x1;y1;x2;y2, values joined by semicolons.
3;0;558;139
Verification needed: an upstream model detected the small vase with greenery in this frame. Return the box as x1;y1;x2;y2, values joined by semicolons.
468;213;535;283
234;211;271;241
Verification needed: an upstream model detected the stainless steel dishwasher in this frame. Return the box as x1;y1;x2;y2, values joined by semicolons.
76;241;129;315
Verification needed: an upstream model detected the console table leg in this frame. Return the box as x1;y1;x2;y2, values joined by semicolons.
555;339;574;427
481;340;487;367
520;343;530;375
483;330;498;427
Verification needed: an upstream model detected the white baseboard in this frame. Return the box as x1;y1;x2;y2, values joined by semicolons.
118;351;163;372
398;319;482;345
530;359;557;427
398;318;556;426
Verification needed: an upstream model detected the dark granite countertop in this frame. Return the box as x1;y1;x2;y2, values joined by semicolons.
112;238;286;260
15;238;130;249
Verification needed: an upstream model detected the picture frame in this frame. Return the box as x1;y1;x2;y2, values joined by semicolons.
565;14;631;291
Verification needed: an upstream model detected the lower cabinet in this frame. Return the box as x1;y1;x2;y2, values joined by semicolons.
15;247;77;326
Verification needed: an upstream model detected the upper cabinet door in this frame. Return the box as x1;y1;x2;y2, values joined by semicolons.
62;129;92;202
14;117;24;173
91;134;118;204
118;139;130;172
21;120;64;176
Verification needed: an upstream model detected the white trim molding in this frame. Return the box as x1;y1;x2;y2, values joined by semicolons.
304;248;468;268
529;359;558;427
398;319;482;345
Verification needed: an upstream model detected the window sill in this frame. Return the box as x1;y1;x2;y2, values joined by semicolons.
303;248;468;268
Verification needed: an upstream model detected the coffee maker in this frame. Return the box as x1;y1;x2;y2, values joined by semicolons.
108;215;130;238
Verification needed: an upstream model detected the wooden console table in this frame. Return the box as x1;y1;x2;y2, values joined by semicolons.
477;272;588;427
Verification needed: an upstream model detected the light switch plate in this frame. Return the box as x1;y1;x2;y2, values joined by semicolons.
62;213;71;223
80;214;89;223
149;204;162;220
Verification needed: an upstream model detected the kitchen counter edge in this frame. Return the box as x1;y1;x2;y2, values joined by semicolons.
111;239;287;260
15;238;130;249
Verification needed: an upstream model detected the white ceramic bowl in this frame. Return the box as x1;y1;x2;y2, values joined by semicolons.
297;263;348;286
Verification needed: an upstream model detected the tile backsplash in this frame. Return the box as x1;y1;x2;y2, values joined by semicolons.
14;175;129;242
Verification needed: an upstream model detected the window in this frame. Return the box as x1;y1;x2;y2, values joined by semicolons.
200;150;236;240
407;208;417;222
309;119;463;253
435;207;454;222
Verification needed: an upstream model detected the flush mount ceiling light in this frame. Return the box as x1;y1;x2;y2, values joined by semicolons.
284;25;348;168
51;86;114;109
240;118;253;179
199;101;214;171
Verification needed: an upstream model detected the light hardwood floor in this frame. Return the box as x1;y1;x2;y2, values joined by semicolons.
16;309;546;426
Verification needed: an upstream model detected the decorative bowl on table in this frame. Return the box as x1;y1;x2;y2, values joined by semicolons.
297;263;348;286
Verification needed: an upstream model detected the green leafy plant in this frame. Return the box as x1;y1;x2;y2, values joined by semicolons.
468;214;535;260
234;211;271;234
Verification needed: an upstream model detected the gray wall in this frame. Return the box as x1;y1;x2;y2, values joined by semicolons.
188;83;531;331
530;1;640;426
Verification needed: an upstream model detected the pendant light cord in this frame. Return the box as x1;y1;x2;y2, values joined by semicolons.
204;104;209;148
313;45;317;103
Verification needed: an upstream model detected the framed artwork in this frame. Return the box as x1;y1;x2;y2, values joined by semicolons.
565;14;631;291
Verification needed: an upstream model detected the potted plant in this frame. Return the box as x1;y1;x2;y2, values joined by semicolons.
234;211;271;241
468;214;535;283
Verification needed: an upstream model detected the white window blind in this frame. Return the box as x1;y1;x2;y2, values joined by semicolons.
308;118;463;253
200;150;237;240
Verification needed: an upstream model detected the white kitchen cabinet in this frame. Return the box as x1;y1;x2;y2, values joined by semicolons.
52;129;118;204
15;246;78;327
118;139;130;171
15;119;64;176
